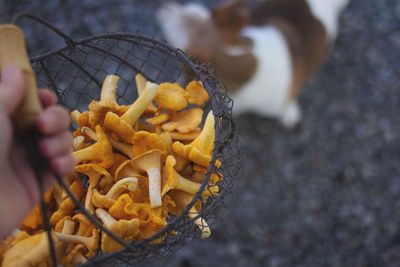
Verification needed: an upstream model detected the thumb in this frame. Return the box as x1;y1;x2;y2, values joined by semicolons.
0;66;26;115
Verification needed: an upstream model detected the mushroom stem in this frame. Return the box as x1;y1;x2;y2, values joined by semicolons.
71;110;82;124
55;233;93;249
188;207;211;239
109;140;134;158
72;251;87;265
72;142;102;164
95;208;116;228
121;82;159;126
147;167;162;208
81;126;134;158
100;74;119;105
105;177;138;199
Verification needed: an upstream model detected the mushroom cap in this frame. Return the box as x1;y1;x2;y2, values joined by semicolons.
154;82;188;111
109;153;130;178
72;125;114;168
146;113;169;125
114;159;142;182
109;194;135;220
2;232;55;267
172;111;215;167
103;111;135;143
169;129;201;141
131;131;167;157
131;149;164;173
162;108;203;134
186;81;209;106
20;206;42;231
63;244;87;266
73;214;94;237
91;189;116;209
74;163;110;185
101;219;141;253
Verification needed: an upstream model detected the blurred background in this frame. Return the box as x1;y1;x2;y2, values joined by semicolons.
1;0;400;266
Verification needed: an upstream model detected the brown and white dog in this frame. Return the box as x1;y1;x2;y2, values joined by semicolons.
157;0;349;128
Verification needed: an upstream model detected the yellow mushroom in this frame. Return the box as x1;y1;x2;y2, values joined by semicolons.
120;81;159;126
20;206;42;232
169;130;201;141
135;73;158;113
161;155;206;196
88;74;124;126
55;228;99;257
172;111;215;167
81;126;134;159
75;164;111;214
71;110;90;129
131;149;164;208
154;82;188;111
169;190;210;239
73;135;90;151
114;159;142;181
91;177;138;209
109;193;135;220
185;80;209;106
159;132;173;155
146;113;169;125
54;216;73;233
131;131;167;157
72;125;114;168
72;214;94;237
95;208;140;253
2;232;59;266
103;111;135;143
63;244;87;267
50;180;85;226
162;108;203;133
109;153;130;178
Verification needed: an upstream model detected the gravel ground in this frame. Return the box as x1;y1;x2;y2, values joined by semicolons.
1;0;400;266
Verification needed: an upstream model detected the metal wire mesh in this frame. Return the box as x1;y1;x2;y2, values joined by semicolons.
13;14;242;266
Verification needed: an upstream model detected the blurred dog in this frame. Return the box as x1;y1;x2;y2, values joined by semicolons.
157;0;349;128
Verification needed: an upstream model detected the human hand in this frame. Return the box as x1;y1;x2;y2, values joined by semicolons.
0;66;74;238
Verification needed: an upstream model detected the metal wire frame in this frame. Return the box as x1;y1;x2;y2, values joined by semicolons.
12;13;242;266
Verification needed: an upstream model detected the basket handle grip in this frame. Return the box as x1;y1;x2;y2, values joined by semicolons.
0;24;42;134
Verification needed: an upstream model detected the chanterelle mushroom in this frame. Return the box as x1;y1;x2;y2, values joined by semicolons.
172;111;215;167
88;74;125;126
185;80;209;106
154;82;188;111
162;155;204;196
120;81;159;126
91;177;138;209
2;232;58;266
103;111;135;144
75;164;111;214
95;208;140;253
72;125;114;168
170;190;211;239
162;108;203;133
131;149;164;208
55;228;100;257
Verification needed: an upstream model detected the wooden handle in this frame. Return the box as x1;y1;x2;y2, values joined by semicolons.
0;24;42;134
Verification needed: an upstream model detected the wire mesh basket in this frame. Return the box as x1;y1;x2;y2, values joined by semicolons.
11;13;242;266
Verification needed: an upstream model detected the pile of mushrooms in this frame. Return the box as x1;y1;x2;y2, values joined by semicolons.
0;74;222;266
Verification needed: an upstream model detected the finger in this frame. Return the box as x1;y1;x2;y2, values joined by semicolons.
50;154;75;177
36;106;70;135
0;66;26;114
38;131;73;158
38;89;57;108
